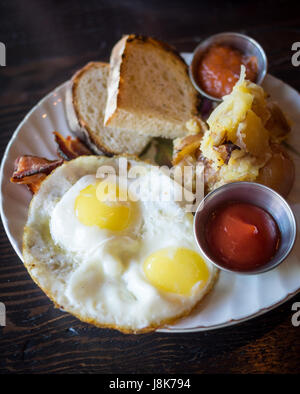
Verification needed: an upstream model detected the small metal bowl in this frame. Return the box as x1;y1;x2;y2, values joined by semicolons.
189;32;268;102
194;182;296;275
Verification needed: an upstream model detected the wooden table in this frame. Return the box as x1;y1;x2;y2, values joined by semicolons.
0;0;299;374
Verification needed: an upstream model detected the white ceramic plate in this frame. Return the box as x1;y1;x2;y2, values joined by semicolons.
1;53;300;333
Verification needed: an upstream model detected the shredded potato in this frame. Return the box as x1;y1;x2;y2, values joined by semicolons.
172;67;294;196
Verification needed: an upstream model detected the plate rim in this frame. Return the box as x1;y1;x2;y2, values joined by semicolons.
1;76;299;334
0;81;68;262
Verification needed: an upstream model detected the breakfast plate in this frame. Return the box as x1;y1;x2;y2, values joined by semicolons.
1;53;300;332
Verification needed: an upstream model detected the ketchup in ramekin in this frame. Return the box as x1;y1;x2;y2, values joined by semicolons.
197;44;258;98
205;202;280;272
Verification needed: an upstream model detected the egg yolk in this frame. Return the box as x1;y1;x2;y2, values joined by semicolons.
143;247;210;296
74;181;133;231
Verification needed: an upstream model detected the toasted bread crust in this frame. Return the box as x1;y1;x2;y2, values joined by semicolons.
67;61;149;156
125;34;190;71
66;61;116;156
105;34;200;136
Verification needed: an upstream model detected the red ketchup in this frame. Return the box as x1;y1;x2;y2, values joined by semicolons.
205;202;280;271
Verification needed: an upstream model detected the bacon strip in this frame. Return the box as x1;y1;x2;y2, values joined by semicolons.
10;156;64;193
10;133;93;194
11;156;64;180
53;131;92;160
12;173;47;194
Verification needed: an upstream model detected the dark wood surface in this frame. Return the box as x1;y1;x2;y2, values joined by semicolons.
0;0;300;374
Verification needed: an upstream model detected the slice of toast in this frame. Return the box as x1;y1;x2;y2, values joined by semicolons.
104;35;200;139
65;61;151;156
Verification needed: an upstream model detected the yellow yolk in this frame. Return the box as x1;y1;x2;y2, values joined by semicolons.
74;181;133;231
143;247;210;296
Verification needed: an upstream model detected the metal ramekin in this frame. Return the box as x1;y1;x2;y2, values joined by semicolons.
189;32;268;102
193;182;296;275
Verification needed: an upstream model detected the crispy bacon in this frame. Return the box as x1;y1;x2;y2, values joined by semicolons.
12;173;47;194
53;131;92;160
11;156;64;180
10;156;64;194
10;132;93;194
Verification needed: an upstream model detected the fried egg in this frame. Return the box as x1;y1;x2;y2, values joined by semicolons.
23;156;217;332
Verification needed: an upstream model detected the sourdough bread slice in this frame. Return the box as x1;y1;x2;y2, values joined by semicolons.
104;35;200;139
65;61;151;155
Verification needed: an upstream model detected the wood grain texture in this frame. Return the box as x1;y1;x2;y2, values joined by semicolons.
0;0;300;374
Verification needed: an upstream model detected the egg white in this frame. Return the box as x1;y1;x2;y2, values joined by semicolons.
49;174;142;257
23;156;217;332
